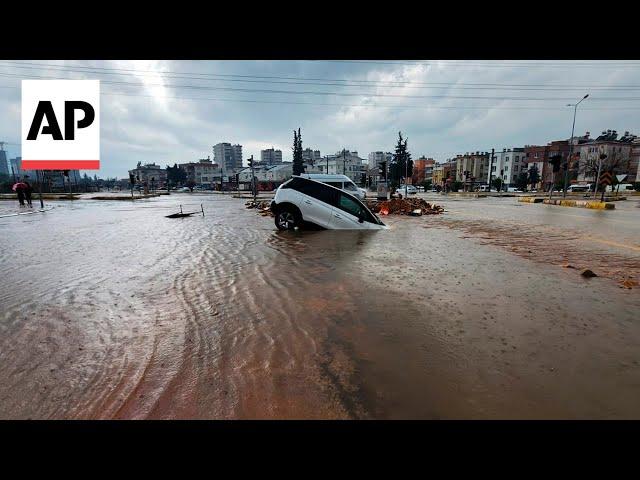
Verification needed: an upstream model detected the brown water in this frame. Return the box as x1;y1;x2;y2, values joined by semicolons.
1;194;639;419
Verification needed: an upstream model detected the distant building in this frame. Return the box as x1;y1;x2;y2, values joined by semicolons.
213;143;243;172
128;162;167;188
574;130;636;184
368;151;393;169
488;148;526;187
631;137;640;182
314;150;366;184
179;158;222;188
260;147;283;165
302;148;321;165
0;148;9;176
412;157;435;184
238;163;292;190
454;151;490;186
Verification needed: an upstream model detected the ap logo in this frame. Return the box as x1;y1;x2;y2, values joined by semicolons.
22;80;100;170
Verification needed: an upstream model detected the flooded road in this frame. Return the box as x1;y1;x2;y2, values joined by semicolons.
1;193;639;419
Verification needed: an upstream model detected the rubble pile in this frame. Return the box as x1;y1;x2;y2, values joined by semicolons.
366;198;444;216
245;200;273;217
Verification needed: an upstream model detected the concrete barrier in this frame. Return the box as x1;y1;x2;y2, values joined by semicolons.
542;199;614;209
518;197;544;203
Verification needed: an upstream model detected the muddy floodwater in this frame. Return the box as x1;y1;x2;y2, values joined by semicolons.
1;193;639;419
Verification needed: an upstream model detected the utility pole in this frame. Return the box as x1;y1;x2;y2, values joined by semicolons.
326;155;329;174
249;155;256;204
36;170;44;208
488;148;495;192
343;149;346;176
563;94;589;198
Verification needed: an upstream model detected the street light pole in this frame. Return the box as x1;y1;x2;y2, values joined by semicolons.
563;94;589;198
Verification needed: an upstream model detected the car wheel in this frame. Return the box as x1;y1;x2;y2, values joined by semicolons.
275;208;300;230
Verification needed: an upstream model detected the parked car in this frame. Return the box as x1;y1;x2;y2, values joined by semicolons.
271;176;387;230
566;185;590;193
298;174;366;200
177;186;191;192
396;185;418;196
507;187;523;193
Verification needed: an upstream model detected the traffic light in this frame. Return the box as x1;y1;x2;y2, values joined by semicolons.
379;161;387;180
550;154;562;173
248;156;254;168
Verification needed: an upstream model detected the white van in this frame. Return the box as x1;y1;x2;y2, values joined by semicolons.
566;184;590;193
298;174;366;200
606;183;635;193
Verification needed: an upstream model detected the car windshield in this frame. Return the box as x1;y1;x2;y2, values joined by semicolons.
344;183;358;191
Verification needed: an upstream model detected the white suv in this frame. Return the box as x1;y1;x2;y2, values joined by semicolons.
271;177;387;230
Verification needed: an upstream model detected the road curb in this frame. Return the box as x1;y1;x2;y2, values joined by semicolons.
541;199;615;209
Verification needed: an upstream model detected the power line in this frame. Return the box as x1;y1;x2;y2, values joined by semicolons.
2;82;640;110
2;71;640;102
318;60;640;69
2;61;640;91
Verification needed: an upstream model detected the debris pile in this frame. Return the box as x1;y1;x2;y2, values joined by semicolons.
246;200;273;217
366;198;444;216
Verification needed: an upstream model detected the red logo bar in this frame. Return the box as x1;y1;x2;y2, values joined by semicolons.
21;160;100;170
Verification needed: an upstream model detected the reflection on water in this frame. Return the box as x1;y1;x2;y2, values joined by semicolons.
1;195;640;419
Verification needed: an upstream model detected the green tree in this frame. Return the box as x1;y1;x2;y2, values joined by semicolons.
515;172;529;191
527;164;540;189
166;163;187;186
390;131;413;189
421;179;432;191
292;128;305;176
491;177;503;191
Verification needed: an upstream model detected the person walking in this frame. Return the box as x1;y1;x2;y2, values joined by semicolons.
23;178;33;207
13;182;26;207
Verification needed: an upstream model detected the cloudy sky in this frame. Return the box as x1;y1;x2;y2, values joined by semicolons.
1;60;640;178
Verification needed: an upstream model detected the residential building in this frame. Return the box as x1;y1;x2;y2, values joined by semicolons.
238;163;292;190
128;162;168;188
260;147;283;165
0;148;9;176
314;150;367;184
368;151;393;170
179;158;222;188
213;143;243;172
488;147;526;187
454;151;490;185
432;160;457;187
575;130;636;184
412;157;435;184
631;137;640;182
302;148;321;165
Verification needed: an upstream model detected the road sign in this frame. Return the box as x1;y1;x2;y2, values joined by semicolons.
599;172;612;186
616;174;627;183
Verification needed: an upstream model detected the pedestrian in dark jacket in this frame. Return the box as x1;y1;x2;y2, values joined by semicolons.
23;180;33;207
22;178;33;208
15;184;25;206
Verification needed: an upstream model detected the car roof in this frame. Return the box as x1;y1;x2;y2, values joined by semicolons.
299;174;351;181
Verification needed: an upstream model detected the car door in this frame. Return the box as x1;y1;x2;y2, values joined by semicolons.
294;179;335;228
329;191;371;229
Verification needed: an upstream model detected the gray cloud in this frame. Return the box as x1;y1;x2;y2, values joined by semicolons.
1;60;639;177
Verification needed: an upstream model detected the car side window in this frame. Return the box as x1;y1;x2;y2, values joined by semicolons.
338;193;363;217
296;179;339;206
344;183;358;191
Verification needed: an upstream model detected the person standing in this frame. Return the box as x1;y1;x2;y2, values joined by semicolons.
15;182;25;207
23;178;33;207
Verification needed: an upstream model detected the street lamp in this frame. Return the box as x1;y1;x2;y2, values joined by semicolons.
563;94;589;198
